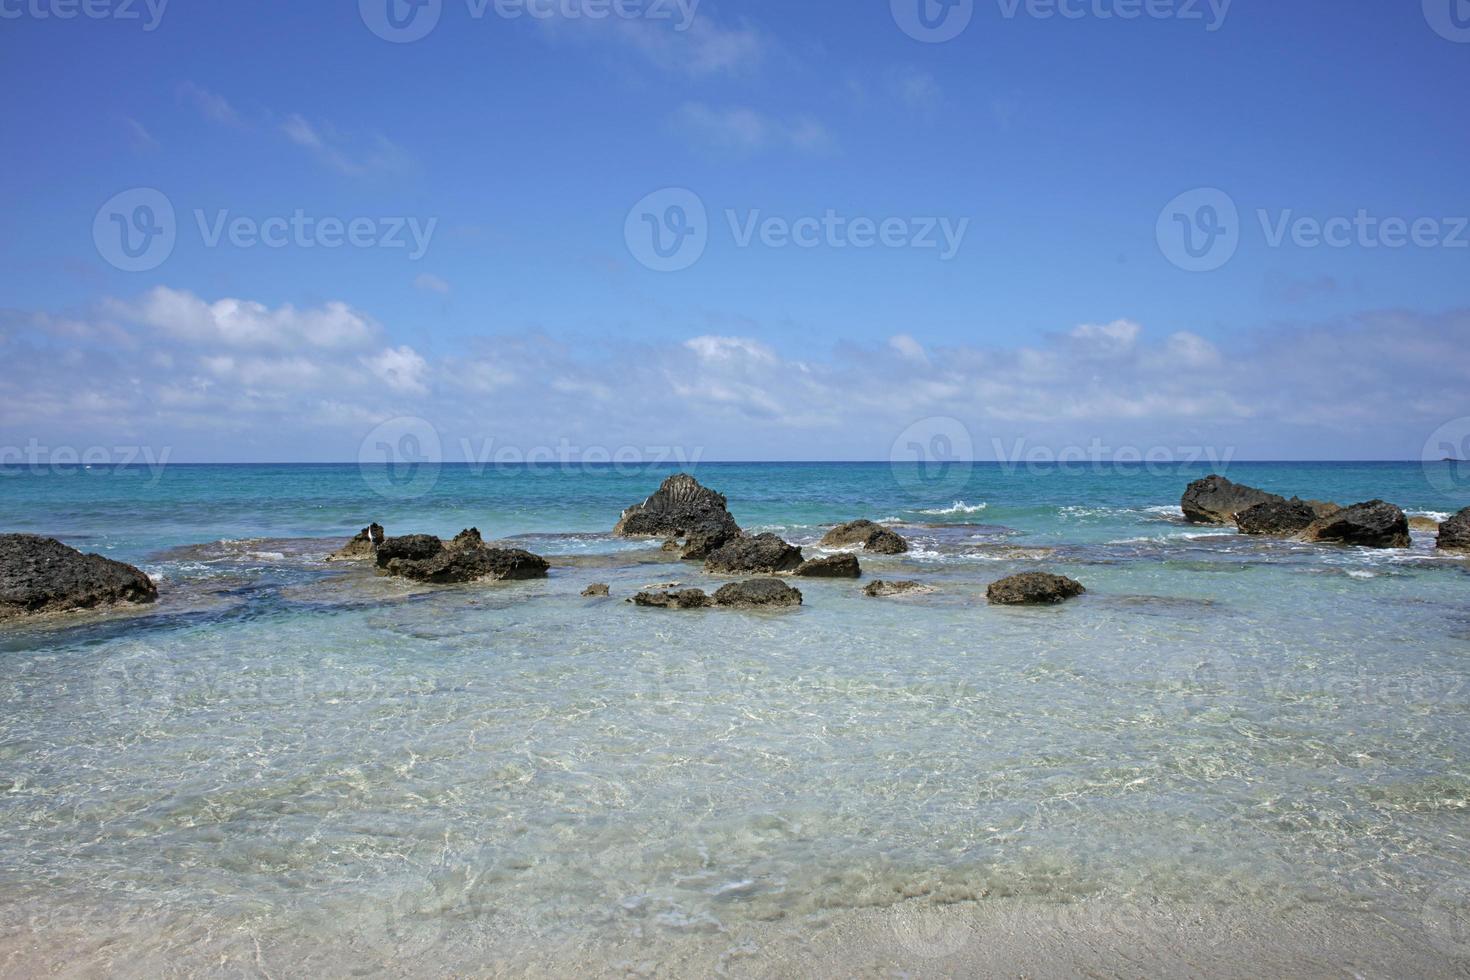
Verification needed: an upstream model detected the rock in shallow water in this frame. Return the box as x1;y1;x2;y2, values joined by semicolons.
614;474;741;541
326;523;385;562
863;580;934;598
704;533;804;575
795;554;862;578
0;534;158;620
1297;501;1410;549
987;572;1086;606
1182;475;1285;524
819;520;909;555
1436;507;1470;553
375;529;549;584
1235;499;1320;536
582;583;611;597
630;578;803;610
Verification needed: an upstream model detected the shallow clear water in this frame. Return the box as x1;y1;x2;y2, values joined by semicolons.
2;462;1469;975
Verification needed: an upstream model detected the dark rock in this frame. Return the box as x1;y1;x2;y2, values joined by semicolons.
987;572;1086;606
1235;499;1319;536
680;528;739;561
0;534;157;620
1439;508;1470;553
582;583;611;597
1298;500;1410;549
327;523;385;562
375;535;443;568
377;530;549;584
1181;476;1285;524
795;554;862;578
819;520;909;555
713;579;804;609
863;580;934;598
631;588;712;609
614;474;741;541
704;533;803;575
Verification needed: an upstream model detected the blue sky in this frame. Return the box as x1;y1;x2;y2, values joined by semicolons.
1;0;1468;462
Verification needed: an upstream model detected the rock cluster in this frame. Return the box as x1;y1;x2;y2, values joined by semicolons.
986;572;1086;606
631;578;803;610
0;534;158;620
819;520;909;555
375;528;549;584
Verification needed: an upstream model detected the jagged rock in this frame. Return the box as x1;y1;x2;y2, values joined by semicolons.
819;520;909;555
376;530;549;584
1297;501;1410;549
327;523;385;562
1235;499;1319;536
1438;508;1470;552
863;580;934;598
987;572;1085;606
631;588;712;609
582;583;611;597
704;533;803;575
680;528;739;561
0;534;157;620
1181;476;1285;524
614;474;741;541
795;554;862;578
712;579;804;609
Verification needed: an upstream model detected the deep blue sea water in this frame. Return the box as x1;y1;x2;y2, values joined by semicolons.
2;461;1469;975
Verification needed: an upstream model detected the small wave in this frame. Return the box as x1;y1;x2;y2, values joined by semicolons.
1144;505;1186;518
1411;511;1451;523
918;501;988;516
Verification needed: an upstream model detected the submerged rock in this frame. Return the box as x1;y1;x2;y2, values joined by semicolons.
1235;499;1319;536
1297;501;1410;549
1181;476;1285;524
987;572;1086;606
863;580;934;598
631;588;712;609
1436;508;1470;553
0;534;158;620
582;583;611;597
712;579;804;609
376;530;549;584
1408;516;1442;533
614;474;741;541
326;523;385;562
704;533;804;575
819;520;909;555
795;554;862;578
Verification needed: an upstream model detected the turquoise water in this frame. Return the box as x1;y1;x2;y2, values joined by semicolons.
1;462;1469;975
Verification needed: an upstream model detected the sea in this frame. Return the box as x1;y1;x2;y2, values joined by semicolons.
1;460;1468;977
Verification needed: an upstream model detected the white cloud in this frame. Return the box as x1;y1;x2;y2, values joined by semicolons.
108;287;379;352
364;346;430;395
414;274;451;294
280;114;408;178
534;7;765;76
178;82;243;126
676;103;834;155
